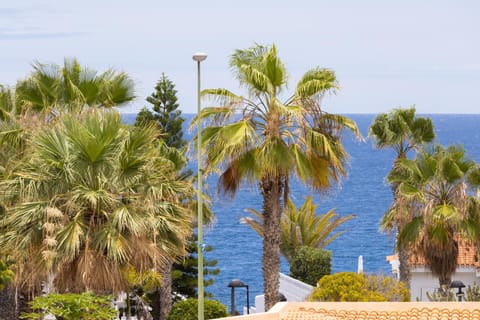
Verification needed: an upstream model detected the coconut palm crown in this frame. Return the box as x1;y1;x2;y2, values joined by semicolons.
194;44;360;310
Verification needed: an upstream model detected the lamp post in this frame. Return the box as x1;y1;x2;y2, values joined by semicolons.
193;52;207;320
450;280;466;302
228;279;250;315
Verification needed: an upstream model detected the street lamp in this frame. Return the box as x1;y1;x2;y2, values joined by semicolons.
228;279;250;315
450;280;466;302
193;52;207;320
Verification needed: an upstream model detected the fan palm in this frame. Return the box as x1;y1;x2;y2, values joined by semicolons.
0;109;193;295
15;58;135;113
195;44;360;309
0;60;135;178
369;107;435;284
388;144;480;287
0;85;24;174
242;196;355;262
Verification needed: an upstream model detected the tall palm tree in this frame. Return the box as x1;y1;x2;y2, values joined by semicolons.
195;44;360;310
242;196;355;262
389;144;480;287
369;107;435;285
0;109;193;296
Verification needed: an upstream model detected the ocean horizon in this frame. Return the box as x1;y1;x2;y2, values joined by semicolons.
122;112;480;310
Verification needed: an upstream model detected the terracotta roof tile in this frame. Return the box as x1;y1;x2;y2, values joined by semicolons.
215;302;480;320
409;238;480;268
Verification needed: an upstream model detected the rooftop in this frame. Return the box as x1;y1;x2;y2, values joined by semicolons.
409;238;480;268
215;302;480;320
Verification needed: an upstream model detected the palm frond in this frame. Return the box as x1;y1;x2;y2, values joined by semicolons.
295;68;338;98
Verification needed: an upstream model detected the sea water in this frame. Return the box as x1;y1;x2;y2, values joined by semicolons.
121;113;480;310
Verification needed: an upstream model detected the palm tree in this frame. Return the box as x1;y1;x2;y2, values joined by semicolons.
195;44;360;310
242;196;355;262
369;107;435;285
0;85;24;171
0;109;194;296
389;144;480;287
0;59;135;177
15;58;135;113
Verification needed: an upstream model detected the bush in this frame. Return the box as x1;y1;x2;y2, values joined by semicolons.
21;292;117;320
0;258;14;290
168;298;228;320
364;274;410;302
310;272;409;302
290;246;331;286
466;282;480;301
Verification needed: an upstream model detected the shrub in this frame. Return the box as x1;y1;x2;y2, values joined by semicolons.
466;282;480;301
310;272;409;302
168;298;228;320
21;292;117;320
0;258;14;290
426;286;456;301
364;274;409;302
290;246;331;286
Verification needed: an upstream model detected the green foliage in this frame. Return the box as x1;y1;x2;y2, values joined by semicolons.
310;272;409;302
369;107;435;159
242;197;354;262
171;234;220;301
466;282;480;301
364;274;410;302
389;144;480;286
21;292;117;320
426;286;456;301
0;257;14;290
135;73;186;149
0;109;194;293
15;58;135;112
198;43;360;310
289;246;331;286
167;298;227;320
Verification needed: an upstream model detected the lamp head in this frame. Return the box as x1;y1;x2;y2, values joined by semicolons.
450;280;466;289
228;279;246;288
193;52;208;62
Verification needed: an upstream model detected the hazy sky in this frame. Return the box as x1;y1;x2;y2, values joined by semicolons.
1;0;479;114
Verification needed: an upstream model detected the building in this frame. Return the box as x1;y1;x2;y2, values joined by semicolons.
386;238;480;301
248;273;313;314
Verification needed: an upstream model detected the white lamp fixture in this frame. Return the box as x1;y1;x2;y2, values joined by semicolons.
193;52;208;62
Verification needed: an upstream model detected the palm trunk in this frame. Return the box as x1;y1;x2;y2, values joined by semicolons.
392;156;411;287
0;284;18;319
260;176;282;311
398;242;410;286
158;262;172;320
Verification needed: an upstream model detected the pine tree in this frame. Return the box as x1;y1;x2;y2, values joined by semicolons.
134;73;186;149
171;235;220;301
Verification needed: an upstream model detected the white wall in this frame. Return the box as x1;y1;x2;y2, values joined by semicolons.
410;266;479;301
250;273;313;313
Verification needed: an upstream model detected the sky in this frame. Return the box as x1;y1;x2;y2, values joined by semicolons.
1;0;479;114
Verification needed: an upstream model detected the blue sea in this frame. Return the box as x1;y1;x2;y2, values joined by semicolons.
122;113;480;310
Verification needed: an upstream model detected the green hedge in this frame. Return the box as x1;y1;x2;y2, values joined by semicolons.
290;246;331;286
168;298;228;320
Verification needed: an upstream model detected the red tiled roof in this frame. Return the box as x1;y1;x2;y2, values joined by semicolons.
409;238;480;268
215;302;480;320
